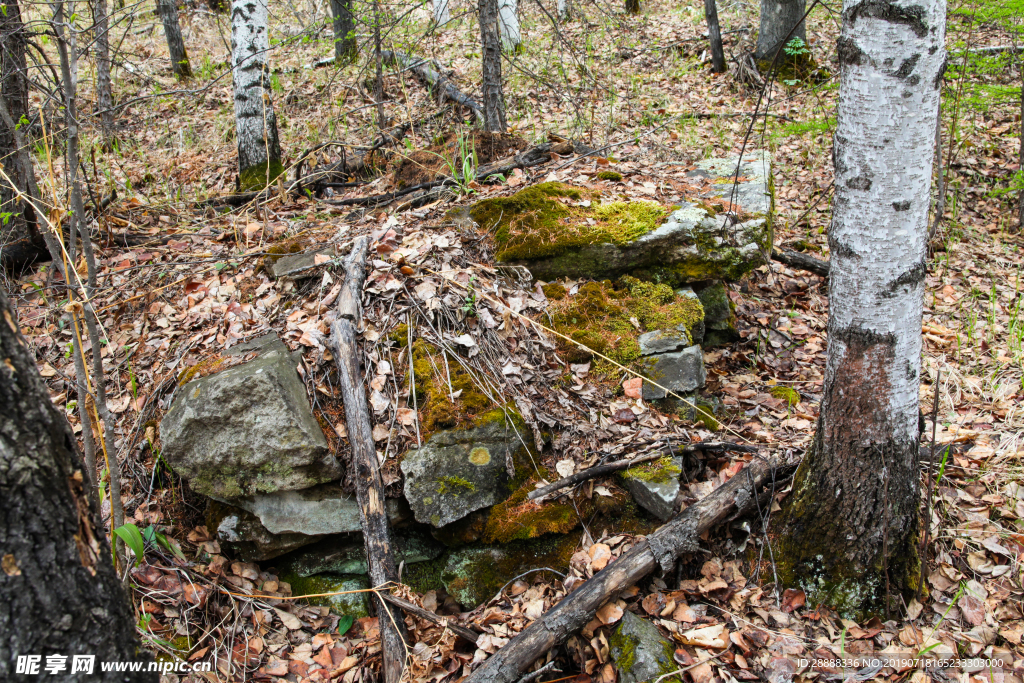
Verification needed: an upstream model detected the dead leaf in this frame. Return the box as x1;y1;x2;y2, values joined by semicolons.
780;588;805;613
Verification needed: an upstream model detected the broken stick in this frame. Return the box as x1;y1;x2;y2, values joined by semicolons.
327;236;407;683
462;454;794;683
771;248;829;278
526;441;758;501
382;50;485;124
380;593;481;645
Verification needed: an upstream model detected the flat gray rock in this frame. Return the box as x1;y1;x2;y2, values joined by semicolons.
162;345;338;499
280;530;444;576
268;248;334;279
401;421;523;528
222;483;410;536
210;501;321;561
503;152;772;283
641;345;706;400
619;456;681;521
638;329;690;356
609;611;681;683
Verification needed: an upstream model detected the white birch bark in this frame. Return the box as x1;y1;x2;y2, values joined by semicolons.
498;0;520;51
230;0;282;190
827;0;946;447
557;0;570;21
776;0;947;612
434;0;451;25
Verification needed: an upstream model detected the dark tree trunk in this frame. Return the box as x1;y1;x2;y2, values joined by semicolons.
625;0;640;13
156;0;192;79
0;0;46;273
705;0;726;73
93;0;114;141
0;286;155;681
1018;62;1023;230
330;0;357;64
754;0;806;62
478;0;507;132
774;0;945;619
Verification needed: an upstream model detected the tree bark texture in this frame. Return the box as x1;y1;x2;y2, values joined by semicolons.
754;0;806;61
557;0;570;21
93;0;114;140
0;286;155;682
231;0;283;190
329;0;357;64
434;0;451;25
463;455;788;683
776;0;945;618
498;0;520;51
478;0;507;132
0;0;46;272
156;0;192;79
327;237;407;683
625;0;640;14
705;0;727;72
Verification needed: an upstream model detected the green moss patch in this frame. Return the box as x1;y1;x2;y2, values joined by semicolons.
239;158;285;192
620;456;682;485
596;170;623;181
770;385;801;406
481;480;580;543
411;340;504;435
470;182;669;262
548;277;704;366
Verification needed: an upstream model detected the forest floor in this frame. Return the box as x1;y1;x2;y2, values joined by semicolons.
5;0;1024;681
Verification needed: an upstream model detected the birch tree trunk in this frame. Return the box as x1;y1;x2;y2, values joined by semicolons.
556;0;570;22
754;0;806;61
705;0;726;73
479;0;507;131
0;0;47;272
231;0;283;190
0;285;155;683
329;0;357;63
434;0;451;25
497;0;520;51
156;0;192;79
93;0;114;141
775;0;946;617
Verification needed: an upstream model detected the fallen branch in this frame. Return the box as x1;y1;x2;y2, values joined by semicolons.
771;248;829;277
379;593;481;644
382;50;484;125
321;143;554;209
462;454;795;683
327;236;407;683
528;442;756;501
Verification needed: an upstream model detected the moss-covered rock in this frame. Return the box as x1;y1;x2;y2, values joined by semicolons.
278;572;370;618
618;456;682;520
609;611;681;683
409;340;507;436
277;529;444;576
480;480;580;543
475;153;773;284
770;385;801;407
695;280;739;347
441;534;579;608
548;278;704;368
401;417;535;528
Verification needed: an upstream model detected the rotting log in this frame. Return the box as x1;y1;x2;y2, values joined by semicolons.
327;235;407;683
382;50;485;125
462;454;795;683
527;441;757;501
380;594;481;644
771;248;829;277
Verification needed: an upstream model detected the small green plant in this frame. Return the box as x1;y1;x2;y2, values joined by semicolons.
113;522;185;567
461;276;478;317
784;37;809;57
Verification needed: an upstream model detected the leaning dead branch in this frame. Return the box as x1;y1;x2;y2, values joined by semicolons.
382;50;485;125
326;236;407;683
380;593;481;644
462;454;797;683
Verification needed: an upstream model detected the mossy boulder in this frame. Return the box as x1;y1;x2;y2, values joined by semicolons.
474;153;773;284
480;480;580;544
441;534;579;608
401;418;534;528
278;572;370;618
548;278;704;367
609;611;681;683
161;344;338;499
277;530;444;576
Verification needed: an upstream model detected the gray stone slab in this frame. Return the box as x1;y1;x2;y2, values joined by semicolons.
641;345;706;400
638;329;690;356
609;611;681;683
162;349;337;499
268;248;335;279
619;456;682;521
